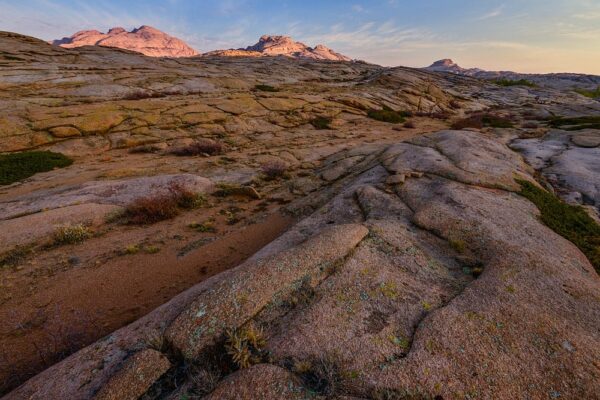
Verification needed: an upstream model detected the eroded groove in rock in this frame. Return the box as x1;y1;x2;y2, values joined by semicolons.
165;223;369;360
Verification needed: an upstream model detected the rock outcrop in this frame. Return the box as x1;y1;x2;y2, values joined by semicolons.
205;35;351;61
425;59;600;92
52;25;199;57
6;130;600;399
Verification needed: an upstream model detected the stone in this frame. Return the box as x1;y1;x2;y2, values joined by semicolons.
385;173;406;185
92;349;170;400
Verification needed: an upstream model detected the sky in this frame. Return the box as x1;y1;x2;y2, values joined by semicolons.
1;0;599;74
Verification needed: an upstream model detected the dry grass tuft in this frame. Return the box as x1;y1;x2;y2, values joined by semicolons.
53;224;92;245
170;139;224;156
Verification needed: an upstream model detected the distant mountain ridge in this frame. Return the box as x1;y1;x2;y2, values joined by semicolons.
52;28;351;62
204;35;351;61
52;26;199;58
425;59;600;91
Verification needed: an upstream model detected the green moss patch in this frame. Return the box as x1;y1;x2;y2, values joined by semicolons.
547;115;600;131
492;78;537;88
574;86;600;99
310;116;333;130
517;179;600;272
367;106;410;124
451;113;514;129
254;84;279;92
0;151;73;185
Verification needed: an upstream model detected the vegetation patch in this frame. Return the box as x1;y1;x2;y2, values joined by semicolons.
492;78;537;88
574;86;600;99
0;245;33;269
310;116;333;130
451;112;514;129
293;356;343;397
123;183;205;225
225;323;267;369
254;84;279;92
517;179;600;272
214;183;260;199
547;115;600;131
53;224;92;245
170;139;224;156
0;151;73;185
189;220;217;233
260;160;288;180
367;106;410;124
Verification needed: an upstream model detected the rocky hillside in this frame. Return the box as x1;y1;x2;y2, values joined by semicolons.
426;59;600;92
52;25;199;57
205;35;351;61
1;30;600;399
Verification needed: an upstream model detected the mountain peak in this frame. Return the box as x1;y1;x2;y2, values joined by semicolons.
237;35;350;61
431;58;458;67
52;26;198;58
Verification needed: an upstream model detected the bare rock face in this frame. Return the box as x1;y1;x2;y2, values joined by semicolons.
425;59;600;92
205;35;351;61
52;25;199;57
8;131;600;400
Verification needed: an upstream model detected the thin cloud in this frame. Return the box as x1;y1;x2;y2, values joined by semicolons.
476;5;505;21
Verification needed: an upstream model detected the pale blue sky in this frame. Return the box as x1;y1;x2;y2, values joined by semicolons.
1;0;599;73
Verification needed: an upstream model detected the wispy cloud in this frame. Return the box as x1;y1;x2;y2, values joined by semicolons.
475;5;504;21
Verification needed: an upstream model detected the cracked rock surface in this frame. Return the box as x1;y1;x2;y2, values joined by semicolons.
8;130;600;400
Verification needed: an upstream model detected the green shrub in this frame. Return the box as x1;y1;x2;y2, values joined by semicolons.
254;84;279;92
492;78;537;88
189;221;217;233
451;113;514;129
0;151;73;185
367;106;409;124
574;86;600;99
547;115;600;131
310;116;333;130
517;179;600;272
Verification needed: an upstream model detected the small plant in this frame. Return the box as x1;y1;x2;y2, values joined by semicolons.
169;183;207;209
451;112;514;129
0;151;73;185
225;323;267;369
0;245;33;268
449;238;466;253
260;160;288;180
296;356;343;396
123;184;205;224
547;115;600;131
310;116;333;130
367;106;410;124
144;245;161;254
517;179;600;272
214;183;260;199
254;84;279;92
53;224;92;245
124;195;180;225
189;220;217;233
124;244;140;255
492;78;537;88
170;139;224;156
